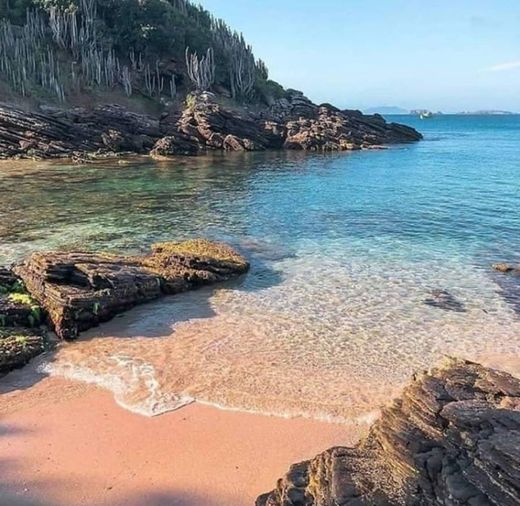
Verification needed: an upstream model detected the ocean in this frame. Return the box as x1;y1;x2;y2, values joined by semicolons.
1;114;519;421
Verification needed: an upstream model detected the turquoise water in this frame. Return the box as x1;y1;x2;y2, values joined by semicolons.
1;115;520;420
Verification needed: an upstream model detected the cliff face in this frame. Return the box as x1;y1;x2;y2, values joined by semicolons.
257;358;520;506
0;91;421;160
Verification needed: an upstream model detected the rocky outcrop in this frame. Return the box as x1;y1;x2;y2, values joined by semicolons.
0;269;46;373
161;92;421;155
175;93;286;152
257;358;520;506
0;103;159;160
0;91;421;160
14;239;249;340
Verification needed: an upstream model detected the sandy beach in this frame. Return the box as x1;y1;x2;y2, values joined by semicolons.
0;375;362;506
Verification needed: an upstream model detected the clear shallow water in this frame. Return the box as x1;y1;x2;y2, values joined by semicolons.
2;115;520;421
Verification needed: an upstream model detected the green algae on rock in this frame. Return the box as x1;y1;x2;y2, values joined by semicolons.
0;328;46;374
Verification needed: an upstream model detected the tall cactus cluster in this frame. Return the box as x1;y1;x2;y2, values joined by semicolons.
210;18;265;100
0;0;272;104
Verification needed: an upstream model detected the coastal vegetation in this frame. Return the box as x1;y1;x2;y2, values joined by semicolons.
0;0;280;105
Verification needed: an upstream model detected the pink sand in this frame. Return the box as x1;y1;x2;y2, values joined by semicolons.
0;377;362;506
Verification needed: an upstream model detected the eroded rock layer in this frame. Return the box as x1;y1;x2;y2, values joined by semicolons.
14;239;249;340
0;91;421;160
257;358;520;506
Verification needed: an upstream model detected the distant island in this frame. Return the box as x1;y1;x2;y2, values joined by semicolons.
363;106;409;115
365;107;518;117
456;110;517;115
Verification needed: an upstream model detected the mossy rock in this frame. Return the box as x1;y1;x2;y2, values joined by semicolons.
0;328;46;373
0;289;43;328
146;239;250;293
151;239;249;269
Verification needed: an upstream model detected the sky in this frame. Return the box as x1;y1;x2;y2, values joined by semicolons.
199;0;520;112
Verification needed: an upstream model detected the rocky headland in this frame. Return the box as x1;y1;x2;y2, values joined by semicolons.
257;357;520;506
0;91;422;161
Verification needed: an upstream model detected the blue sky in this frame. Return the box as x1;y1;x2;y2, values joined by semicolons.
199;0;520;112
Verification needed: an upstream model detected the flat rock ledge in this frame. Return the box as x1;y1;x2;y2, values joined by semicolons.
11;239;249;340
0;91;421;160
257;358;520;506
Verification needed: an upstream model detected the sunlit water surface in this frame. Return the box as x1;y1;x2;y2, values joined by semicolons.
1;115;520;421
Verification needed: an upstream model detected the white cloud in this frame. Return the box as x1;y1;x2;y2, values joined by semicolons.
482;60;520;72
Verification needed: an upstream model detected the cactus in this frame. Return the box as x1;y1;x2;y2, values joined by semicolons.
185;46;215;91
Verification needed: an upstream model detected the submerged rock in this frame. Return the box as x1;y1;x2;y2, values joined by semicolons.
0;327;46;374
493;263;520;275
423;289;466;312
257;358;520;506
14;239;249;340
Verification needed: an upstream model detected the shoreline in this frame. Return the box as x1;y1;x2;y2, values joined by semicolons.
0;375;361;506
1;352;518;506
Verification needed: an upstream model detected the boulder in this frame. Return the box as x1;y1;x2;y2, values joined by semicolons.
14;239;249;340
257;358;520;506
176;95;281;152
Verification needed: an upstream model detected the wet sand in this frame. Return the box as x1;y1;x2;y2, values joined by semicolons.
0;376;361;506
1;350;518;506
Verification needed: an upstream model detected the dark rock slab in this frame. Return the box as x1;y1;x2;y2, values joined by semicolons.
14;239;249;340
0;327;46;374
0;103;159;160
423;289;466;312
257;358;520;506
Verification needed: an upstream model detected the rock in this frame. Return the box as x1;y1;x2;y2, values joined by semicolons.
0;327;46;374
0;267;20;289
493;263;520;274
0;103;160;160
14;239;249;340
257;358;520;506
0;270;44;328
150;135;200;157
423;289;466;312
0;93;421;160
176;95;280;152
